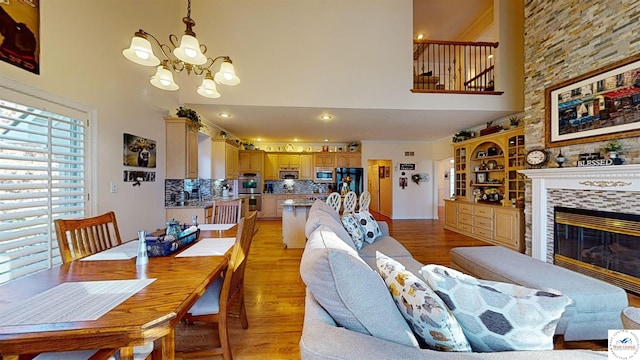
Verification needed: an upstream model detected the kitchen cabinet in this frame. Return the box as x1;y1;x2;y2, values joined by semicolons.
278;154;300;169
165;117;199;179
239;150;264;173
264;153;279;180
314;153;335;167
299;154;313;180
443;199;524;252
336;153;361;168
261;194;278;218
199;139;240;179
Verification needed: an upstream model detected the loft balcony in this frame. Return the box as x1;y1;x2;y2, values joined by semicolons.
412;40;504;95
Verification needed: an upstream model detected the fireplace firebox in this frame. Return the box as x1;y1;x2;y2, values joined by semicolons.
554;206;640;294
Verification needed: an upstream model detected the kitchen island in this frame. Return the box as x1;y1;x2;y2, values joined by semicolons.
165;195;249;224
280;198;315;249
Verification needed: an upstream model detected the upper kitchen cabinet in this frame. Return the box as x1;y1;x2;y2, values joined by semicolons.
165;117;199;179
299;154;313;180
199;139;240;179
336;153;361;168
239;150;264;173
314;153;335;167
278;154;300;169
264;153;279;180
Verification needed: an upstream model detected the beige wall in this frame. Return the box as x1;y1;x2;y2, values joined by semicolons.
0;0;181;238
523;0;640;252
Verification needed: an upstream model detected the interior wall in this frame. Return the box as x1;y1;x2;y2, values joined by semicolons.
362;141;436;219
436;158;453;206
523;0;640;253
0;0;181;239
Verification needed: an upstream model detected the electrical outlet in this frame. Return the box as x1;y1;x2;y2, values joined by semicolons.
110;182;118;193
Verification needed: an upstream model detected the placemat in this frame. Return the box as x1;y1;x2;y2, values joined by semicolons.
175;238;235;257
80;240;138;261
197;223;236;231
0;278;155;326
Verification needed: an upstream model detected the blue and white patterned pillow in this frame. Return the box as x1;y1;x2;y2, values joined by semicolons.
354;210;382;244
420;264;571;352
376;252;472;352
341;214;364;250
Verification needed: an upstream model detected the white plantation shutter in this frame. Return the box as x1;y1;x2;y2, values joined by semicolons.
0;94;89;284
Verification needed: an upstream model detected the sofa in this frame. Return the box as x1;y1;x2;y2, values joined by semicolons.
299;200;607;359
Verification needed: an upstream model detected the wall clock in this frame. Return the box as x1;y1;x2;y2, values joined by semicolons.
525;149;549;167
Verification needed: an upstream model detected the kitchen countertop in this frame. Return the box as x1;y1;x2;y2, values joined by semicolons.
165;195;250;209
280;199;315;207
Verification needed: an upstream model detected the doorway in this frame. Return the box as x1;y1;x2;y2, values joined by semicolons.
367;160;393;218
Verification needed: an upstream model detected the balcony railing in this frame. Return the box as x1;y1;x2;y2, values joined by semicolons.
412;40;502;94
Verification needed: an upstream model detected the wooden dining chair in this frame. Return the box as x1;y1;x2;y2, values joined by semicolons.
359;191;371;212
326;192;341;213
54;211;123;263
342;191;358;214
49;212;153;360
212;199;242;224
177;210;258;360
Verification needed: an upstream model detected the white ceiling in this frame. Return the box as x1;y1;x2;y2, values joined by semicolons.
188;0;499;144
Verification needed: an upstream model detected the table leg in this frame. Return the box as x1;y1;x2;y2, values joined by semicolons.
152;330;175;360
119;346;134;360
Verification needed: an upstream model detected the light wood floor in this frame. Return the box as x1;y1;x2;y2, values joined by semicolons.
176;209;640;359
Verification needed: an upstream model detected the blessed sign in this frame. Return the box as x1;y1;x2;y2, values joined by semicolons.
399;163;416;170
577;153;614;167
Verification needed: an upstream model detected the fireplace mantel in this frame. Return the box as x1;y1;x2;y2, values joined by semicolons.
519;164;640;261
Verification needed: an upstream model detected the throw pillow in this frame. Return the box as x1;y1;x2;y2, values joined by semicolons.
420;264;571;352
354;210;382;244
376;252;471;352
341;214;364;250
299;228;419;348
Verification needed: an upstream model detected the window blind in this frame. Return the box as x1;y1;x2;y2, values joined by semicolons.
0;97;88;284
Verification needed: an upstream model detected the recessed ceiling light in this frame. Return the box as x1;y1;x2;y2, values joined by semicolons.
256;138;262;141
293;138;299;142
320;115;332;120
218;112;230;118
417;34;424;40
324;139;329;142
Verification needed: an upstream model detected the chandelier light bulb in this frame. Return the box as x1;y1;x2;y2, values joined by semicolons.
122;36;160;66
197;75;221;98
150;65;179;91
173;34;207;65
214;61;240;86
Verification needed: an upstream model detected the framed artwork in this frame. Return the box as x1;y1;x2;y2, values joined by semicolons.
385;166;390;178
379;166;385;179
545;53;640;147
123;133;157;168
0;1;40;74
476;151;487;158
476;172;487;184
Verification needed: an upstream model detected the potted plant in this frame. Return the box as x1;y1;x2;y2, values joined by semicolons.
509;116;521;129
603;140;623;158
348;142;359;152
176;106;202;129
452;130;473;143
244;142;255;150
219;130;228;139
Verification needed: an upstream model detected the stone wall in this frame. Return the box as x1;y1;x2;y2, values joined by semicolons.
523;0;640;254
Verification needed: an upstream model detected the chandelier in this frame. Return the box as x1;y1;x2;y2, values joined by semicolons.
122;0;240;99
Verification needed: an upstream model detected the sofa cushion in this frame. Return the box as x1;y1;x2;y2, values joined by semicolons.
376;252;471;352
341;214;364;250
299;226;419;348
305;212;356;251
309;199;341;222
354;210;382;243
420;264;571;352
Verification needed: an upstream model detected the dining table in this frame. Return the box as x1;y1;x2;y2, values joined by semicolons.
0;224;238;360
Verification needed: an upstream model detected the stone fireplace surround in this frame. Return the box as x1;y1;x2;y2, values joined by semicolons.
520;164;640;262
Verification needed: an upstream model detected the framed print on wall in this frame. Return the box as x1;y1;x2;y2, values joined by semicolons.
545;53;640;147
0;1;40;74
123;133;157;168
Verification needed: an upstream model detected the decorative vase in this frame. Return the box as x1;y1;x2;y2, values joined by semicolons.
608;151;618;159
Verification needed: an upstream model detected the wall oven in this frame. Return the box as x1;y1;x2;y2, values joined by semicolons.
314;167;334;182
238;172;261;211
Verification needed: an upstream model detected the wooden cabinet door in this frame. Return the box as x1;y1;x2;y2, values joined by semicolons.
288;154;300;168
278;154;290;168
186;124;199;178
493;208;522;251
314;153;334;167
444;201;458;228
239;151;251;172
336;154;348;168
165;117;199;179
260;195;277;218
299;155;313;180
225;144;239;179
264;154;279;180
239;150;264;172
250;151;264;171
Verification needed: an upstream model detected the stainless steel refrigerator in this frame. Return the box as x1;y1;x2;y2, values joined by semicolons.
335;168;364;196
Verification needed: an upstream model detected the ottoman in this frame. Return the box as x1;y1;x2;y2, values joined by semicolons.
450;246;629;341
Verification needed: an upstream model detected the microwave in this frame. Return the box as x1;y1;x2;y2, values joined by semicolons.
315;167;334;182
279;170;299;179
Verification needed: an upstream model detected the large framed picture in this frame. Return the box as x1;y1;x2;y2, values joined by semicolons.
545;53;640;147
123;133;157;168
